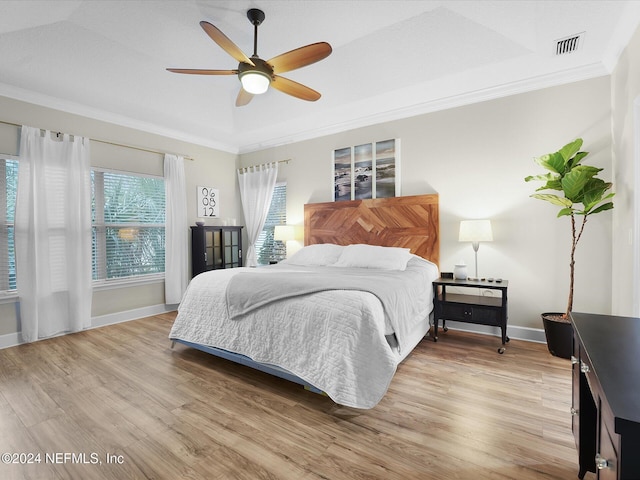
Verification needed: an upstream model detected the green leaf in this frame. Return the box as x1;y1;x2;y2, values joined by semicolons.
589;202;614;215
534;152;564;174
525;173;558;183
575;165;603;178
557;208;573;217
561;169;589;201
534;181;562;192
531;193;573;207
547;179;562;190
565;151;589;171
562;166;604;202
582;179;612;211
558;138;583;162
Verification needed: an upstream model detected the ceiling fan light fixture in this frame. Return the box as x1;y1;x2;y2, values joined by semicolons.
239;70;271;94
169;10;331;106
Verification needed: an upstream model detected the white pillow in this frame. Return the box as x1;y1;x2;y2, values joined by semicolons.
332;244;412;271
281;243;345;266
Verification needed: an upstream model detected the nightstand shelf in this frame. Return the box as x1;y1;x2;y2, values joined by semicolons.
432;278;509;353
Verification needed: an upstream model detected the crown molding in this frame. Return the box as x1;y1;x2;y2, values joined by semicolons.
237;62;610;154
0;83;240;154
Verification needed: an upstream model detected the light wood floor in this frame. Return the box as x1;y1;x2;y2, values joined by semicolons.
0;312;595;480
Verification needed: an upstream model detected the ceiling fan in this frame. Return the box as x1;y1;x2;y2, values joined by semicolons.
167;9;332;106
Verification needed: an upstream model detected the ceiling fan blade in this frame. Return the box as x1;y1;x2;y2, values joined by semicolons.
236;88;254;107
267;42;332;74
199;21;255;66
166;68;237;75
271;75;321;102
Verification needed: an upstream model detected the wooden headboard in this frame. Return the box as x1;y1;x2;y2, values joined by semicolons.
304;194;439;266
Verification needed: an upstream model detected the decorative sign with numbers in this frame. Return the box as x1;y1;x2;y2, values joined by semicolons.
197;186;219;217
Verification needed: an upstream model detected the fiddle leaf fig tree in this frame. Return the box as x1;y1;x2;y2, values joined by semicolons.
525;138;614;318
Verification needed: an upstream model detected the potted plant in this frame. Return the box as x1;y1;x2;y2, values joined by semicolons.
525;138;614;358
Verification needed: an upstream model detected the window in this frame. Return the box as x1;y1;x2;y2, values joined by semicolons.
256;183;286;265
92;169;165;282
0;158;18;293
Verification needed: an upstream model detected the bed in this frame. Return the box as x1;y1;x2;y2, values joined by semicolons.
169;194;440;409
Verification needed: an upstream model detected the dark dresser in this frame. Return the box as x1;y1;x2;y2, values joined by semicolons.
191;225;243;277
571;312;640;479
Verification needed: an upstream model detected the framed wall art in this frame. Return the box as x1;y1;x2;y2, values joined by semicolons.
332;138;400;201
197;186;219;218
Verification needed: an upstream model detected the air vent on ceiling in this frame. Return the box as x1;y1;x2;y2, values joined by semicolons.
555;32;585;55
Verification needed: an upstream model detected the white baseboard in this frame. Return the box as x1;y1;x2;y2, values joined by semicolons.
0;304;176;350
0;332;21;350
435;320;547;343
91;304;177;329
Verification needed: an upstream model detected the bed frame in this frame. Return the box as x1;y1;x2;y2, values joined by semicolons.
172;340;323;393
172;194;440;394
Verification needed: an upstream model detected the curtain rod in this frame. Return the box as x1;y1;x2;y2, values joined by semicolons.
238;159;291;171
0;119;194;161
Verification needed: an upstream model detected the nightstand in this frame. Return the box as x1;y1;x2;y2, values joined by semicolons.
432;277;509;353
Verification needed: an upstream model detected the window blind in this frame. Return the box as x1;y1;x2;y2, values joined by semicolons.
0;159;18;292
256;182;287;265
92;169;165;281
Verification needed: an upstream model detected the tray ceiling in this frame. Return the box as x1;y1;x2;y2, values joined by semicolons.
0;1;639;153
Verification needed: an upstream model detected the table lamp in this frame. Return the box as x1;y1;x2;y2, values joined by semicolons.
274;225;303;259
274;225;303;243
459;219;493;279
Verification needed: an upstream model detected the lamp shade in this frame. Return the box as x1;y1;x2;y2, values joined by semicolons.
459;220;493;242
240;71;271;94
274;225;303;242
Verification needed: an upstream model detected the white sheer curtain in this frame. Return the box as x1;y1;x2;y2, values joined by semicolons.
237;162;279;267
15;126;92;342
164;153;188;304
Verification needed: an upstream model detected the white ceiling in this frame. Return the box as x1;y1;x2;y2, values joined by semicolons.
1;1;639;154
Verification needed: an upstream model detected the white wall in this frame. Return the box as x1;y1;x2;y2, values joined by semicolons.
0;95;241;338
611;24;640;316
240;76;614;331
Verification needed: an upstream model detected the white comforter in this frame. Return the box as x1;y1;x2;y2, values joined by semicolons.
169;257;438;409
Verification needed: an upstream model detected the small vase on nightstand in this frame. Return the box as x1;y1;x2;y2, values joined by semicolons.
453;263;467;280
